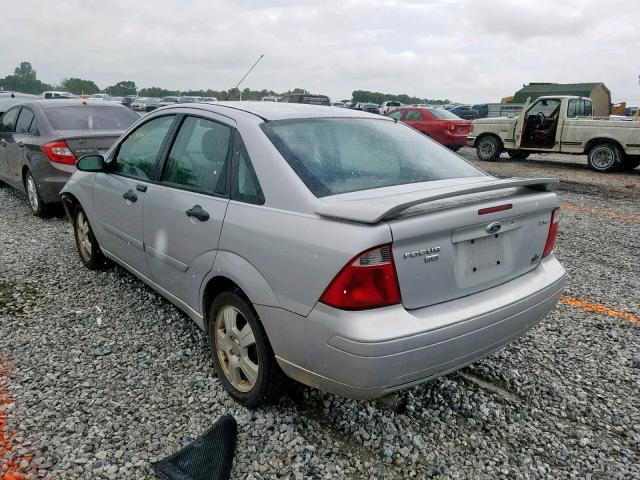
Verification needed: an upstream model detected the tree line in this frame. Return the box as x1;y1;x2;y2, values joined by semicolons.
0;61;452;104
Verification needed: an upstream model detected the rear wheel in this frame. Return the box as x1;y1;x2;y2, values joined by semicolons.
73;205;111;270
621;154;640;171
476;136;502;161
24;170;47;217
507;150;530;160
587;143;622;172
208;290;285;408
448;145;462;152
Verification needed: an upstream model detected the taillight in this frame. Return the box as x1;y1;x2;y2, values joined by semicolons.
542;208;560;257
42;141;77;165
320;244;401;310
449;123;456;131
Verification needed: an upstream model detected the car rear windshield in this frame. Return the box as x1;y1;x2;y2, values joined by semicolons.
262;118;482;197
427;107;461;120
299;96;330;105
44;106;139;131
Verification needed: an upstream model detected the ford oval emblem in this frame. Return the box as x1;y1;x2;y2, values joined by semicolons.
486;222;501;234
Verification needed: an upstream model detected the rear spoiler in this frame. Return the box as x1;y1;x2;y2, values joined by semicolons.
314;177;558;224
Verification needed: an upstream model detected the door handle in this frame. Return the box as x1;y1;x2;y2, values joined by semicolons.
186;205;209;221
136;184;147;192
122;190;138;202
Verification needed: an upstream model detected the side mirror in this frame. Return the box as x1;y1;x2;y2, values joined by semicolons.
76;154;105;172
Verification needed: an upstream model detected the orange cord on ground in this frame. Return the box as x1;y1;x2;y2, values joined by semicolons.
560;297;640;324
562;203;640;223
0;355;36;480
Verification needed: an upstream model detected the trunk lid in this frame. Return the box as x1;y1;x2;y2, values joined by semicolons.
315;177;559;309
57;130;124;157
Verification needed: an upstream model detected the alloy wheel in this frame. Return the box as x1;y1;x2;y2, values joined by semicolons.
26;174;39;212
215;305;259;393
76;210;93;262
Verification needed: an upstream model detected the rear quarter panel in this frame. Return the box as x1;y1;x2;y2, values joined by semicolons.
472;119;518;149
215;201;392;316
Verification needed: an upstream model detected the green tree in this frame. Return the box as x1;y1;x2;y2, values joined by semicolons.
351;89;451;105
0;61;52;94
105;80;137;96
61;77;100;95
138;86;178;97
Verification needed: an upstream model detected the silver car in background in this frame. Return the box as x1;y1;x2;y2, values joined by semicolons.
61;102;566;407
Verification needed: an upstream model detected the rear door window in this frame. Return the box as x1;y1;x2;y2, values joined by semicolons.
161;116;231;195
387;110;402;120
0;107;20;133
15;108;35;134
113;115;175;181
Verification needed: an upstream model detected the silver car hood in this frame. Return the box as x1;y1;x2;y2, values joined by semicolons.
314;177;559;224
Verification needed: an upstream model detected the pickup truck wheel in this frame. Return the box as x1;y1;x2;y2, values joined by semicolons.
208;290;286;408
587;143;622;172
621;154;640;171
476;136;502;161
507;150;530;160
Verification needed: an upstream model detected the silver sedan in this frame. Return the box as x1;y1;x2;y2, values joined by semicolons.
61;102;566;407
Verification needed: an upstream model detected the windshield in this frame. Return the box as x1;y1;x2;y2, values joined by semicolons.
262;118;482;197
427;107;461;120
44;106;139;130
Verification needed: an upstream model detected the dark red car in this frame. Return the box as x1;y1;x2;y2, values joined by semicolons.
387;107;471;150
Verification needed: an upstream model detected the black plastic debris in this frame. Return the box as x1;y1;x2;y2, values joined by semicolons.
152;414;237;480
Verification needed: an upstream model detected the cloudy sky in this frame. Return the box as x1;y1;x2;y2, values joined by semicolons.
2;0;639;103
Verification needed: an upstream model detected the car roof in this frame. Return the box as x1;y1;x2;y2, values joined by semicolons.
11;99;129;109
171;101;389;121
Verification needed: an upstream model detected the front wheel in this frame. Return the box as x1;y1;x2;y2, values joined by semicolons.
587;143;622;172
476;136;502;161
209;290;285;408
73;206;111;270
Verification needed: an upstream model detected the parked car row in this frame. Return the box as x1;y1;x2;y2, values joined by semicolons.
0;99;565;408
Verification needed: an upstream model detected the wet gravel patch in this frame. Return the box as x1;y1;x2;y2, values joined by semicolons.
0;173;638;478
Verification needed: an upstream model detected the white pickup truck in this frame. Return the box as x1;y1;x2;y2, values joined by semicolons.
467;96;640;172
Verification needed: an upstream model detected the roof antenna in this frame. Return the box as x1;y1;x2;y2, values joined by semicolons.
225;54;264;101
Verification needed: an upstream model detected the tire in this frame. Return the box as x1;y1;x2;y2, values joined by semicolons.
476;136;502;161
587;143;622;173
208;290;285;408
507;150;530;160
73;205;111;270
621;154;640;171
448;145;462;152
23;170;47;217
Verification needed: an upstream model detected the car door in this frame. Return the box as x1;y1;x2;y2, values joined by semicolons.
0;107;21;184
7;107;36;184
403;109;424;131
142;114;232;311
93;114;177;278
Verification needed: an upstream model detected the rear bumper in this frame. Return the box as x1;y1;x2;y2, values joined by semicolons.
267;256;565;400
466;135;477;147
31;160;74;204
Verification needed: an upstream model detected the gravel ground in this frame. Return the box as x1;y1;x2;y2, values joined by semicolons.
0;158;639;479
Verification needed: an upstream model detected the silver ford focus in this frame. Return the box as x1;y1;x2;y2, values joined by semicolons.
61;102;566;407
